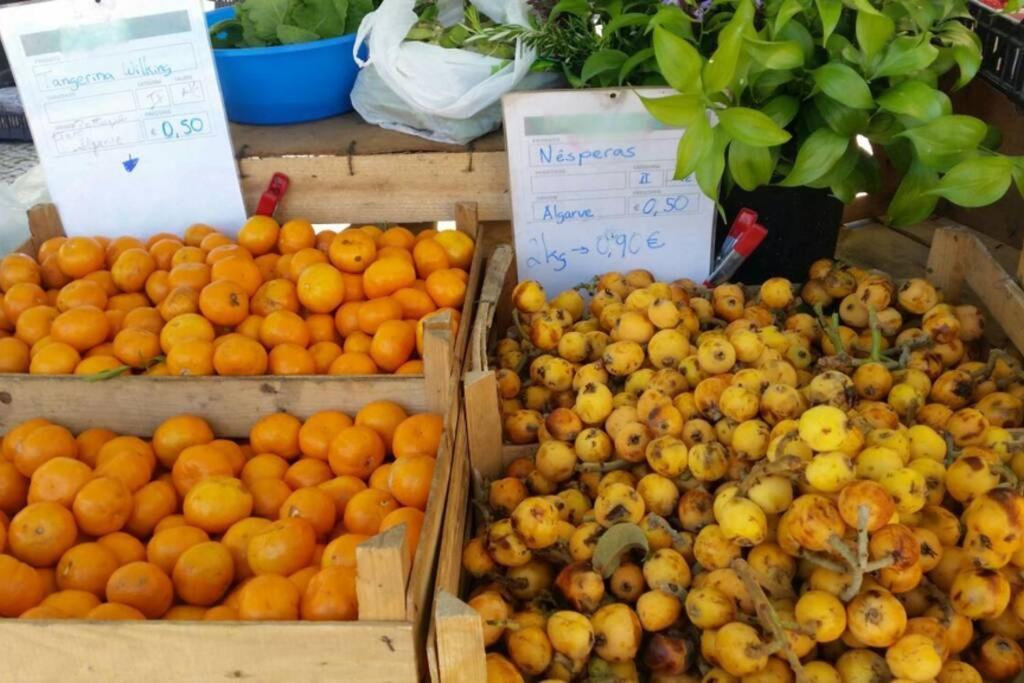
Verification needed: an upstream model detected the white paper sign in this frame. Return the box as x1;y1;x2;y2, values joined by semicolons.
0;0;246;238
503;88;716;294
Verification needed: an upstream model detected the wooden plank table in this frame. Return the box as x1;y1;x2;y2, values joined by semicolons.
230;113;891;225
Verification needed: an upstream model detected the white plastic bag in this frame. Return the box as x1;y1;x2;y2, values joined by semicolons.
0;164;49;255
351;0;558;144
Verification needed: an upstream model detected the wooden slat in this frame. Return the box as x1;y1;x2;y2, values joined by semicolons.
0;620;418;683
231;113;505;158
0;375;431;437
469;246;513;373
239;154;510;225
404;408;459;634
25;205;66;254
434;592;487;683
925;225;969;302
896;217;1021;278
357;525;411;622
463;371;502;480
423;311;455;416
434;412;472;597
928;224;1024;354
835;222;932;279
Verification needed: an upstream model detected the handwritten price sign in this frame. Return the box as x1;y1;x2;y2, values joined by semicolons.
0;0;245;237
503;89;717;293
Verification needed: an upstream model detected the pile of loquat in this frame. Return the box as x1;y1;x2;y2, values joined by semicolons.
465;260;1024;682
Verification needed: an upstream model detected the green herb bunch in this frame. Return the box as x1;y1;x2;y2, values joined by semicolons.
448;0;685;85
210;0;373;48
643;0;1024;225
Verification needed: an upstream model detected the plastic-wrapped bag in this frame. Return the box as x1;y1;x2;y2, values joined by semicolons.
351;0;558;144
0;164;48;254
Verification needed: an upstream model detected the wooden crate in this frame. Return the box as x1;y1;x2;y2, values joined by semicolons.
229;113;888;226
0;202;485;435
428;220;1024;682
0;386;460;682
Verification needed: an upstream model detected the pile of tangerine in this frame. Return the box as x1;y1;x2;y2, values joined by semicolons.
0;216;474;376
0;400;441;620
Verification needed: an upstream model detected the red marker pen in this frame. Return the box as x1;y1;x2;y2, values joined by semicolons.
719;208;759;258
705;222;767;286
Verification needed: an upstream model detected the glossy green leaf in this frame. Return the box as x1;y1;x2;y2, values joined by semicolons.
874;36;940;78
581;50;629;84
814;0;842;45
780;128;850;186
813;63;874;109
847;0;882;15
674;114;712;181
887;160;940;227
810;143;860;188
856;11;894;60
751;69;796;101
876;81;952;122
703;0;754;94
902;0;938;30
729;140;775;190
777;18;815;59
743;37;805;70
640;94;704;127
717;107;792;147
549;0;590;19
924;156;1013;207
898;115;988;168
1013;159;1024;198
814;94;869;136
940;21;983;88
774;0;805;35
696;126;731;202
619;47;655;84
653;26;703;94
761;95;801;127
604;12;650;36
648;4;695;40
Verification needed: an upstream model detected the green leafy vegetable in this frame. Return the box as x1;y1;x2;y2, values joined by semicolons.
211;0;374;48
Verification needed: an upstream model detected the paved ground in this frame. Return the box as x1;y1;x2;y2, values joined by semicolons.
0;141;36;184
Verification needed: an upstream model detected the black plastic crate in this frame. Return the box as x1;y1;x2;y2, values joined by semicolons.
0;88;30;142
968;1;1024;107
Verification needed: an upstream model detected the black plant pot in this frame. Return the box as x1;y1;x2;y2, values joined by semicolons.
717;185;844;284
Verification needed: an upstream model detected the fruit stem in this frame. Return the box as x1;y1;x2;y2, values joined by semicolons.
829;505;895;601
645;513;692;554
919;577;955;626
813;304;847;358
576;459;633;473
732;558;810;683
737;455;804;496
866;305;884;363
944;433;961;468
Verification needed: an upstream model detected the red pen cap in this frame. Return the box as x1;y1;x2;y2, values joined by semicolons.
728;208;759;239
734;222;767;256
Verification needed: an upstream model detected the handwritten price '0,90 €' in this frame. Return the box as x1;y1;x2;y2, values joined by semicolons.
525;229;666;274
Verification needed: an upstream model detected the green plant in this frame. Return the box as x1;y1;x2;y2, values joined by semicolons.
210;0;372;48
457;0;684;86
642;0;1024;225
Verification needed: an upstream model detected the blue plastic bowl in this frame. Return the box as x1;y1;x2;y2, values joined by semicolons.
207;7;364;125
